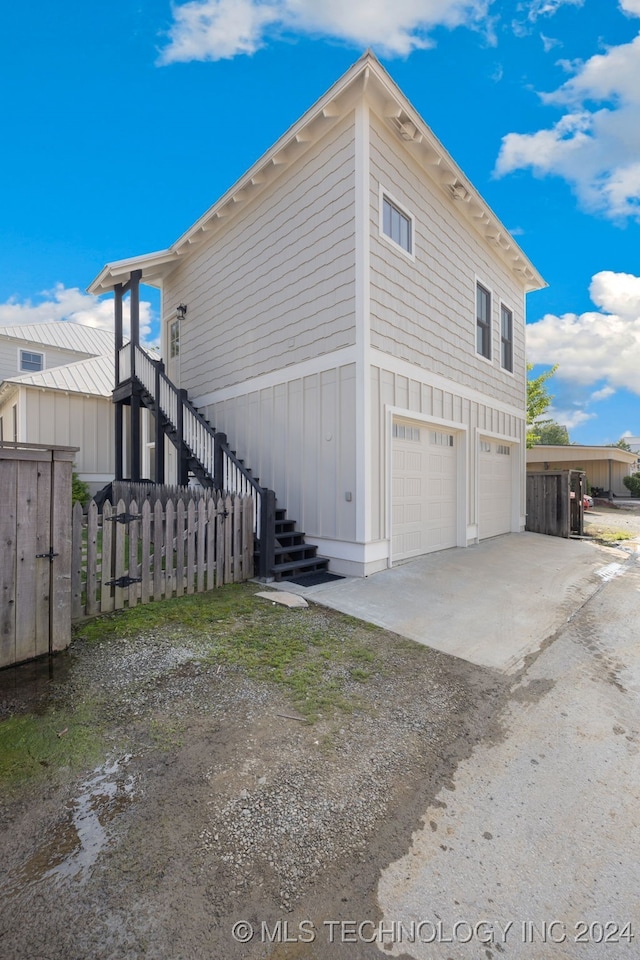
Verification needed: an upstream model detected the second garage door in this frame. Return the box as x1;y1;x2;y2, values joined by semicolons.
478;438;513;539
392;420;458;562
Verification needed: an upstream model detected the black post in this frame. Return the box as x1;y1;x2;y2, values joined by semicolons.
131;393;141;481
258;488;276;580
213;432;227;491
154;361;165;483
115;403;123;481
176;388;189;486
114;282;124;480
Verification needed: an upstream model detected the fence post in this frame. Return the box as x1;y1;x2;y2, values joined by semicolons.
214;432;227;491
257;488;276;580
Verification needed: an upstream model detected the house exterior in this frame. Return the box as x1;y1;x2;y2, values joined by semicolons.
527;445;637;498
89;53;545;577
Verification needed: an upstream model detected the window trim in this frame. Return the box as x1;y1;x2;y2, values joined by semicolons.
475;279;492;363
378;185;415;261
500;302;514;374
18;348;45;373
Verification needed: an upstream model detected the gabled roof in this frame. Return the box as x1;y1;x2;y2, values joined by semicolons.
1;352;114;398
89;52;545;296
0;321;113;356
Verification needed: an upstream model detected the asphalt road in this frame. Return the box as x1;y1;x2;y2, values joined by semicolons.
377;546;640;960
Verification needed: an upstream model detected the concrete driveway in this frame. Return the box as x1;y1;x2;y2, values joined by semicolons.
281;533;629;673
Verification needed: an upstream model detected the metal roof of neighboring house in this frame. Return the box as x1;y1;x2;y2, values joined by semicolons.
0;322;113;356
2;352;114;398
89;52;546;296
527;445;637;465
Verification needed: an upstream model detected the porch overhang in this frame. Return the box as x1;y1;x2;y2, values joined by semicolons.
88;249;180;295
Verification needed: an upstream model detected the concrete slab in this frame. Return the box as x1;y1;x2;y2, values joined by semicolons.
277;532;630;673
255;590;308;608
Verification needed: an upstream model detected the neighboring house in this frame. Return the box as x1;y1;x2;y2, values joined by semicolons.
89;52;545;577
526;445;637;498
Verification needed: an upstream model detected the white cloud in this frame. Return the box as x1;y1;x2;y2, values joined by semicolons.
524;0;583;21
0;284;155;345
590;385;615;401
495;33;640;221
540;32;562;52
158;0;490;62
526;271;640;393
620;0;640;17
546;406;595;429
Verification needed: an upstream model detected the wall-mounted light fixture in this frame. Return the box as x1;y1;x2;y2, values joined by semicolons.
176;303;187;320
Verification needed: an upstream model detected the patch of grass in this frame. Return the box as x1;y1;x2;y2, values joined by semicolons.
73;584;386;722
586;526;635;543
0;703;106;788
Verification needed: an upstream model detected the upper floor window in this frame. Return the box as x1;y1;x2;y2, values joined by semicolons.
501;304;513;372
382;194;413;255
20;350;44;372
476;283;491;360
169;319;180;358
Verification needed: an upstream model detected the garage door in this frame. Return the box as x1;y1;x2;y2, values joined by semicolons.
478;439;513;539
392;420;457;562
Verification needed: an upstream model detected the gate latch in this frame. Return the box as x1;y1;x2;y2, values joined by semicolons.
106;575;142;589
36;547;59;562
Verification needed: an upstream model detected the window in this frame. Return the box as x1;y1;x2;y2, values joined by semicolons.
169;319;180;358
20;350;43;372
480;440;491;453
382;195;412;254
501;305;513;372
476;283;491;360
497;444;511;455
393;423;421;441
430;431;454;447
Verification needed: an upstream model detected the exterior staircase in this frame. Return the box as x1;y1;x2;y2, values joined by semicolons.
115;342;329;581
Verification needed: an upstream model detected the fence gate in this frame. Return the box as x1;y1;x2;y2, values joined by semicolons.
0;443;76;669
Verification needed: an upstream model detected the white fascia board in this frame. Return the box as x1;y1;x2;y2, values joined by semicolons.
88;249;179;295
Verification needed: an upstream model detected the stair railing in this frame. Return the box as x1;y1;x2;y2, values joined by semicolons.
125;343;276;578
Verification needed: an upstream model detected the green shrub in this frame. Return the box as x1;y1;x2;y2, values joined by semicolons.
623;473;640;497
72;471;91;507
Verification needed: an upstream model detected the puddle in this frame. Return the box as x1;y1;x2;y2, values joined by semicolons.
0;652;72;720
2;755;136;898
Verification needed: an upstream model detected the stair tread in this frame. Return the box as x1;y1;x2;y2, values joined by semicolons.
272;557;329;574
274;545;317;557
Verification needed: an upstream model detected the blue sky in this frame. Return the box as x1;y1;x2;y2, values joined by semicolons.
1;0;639;444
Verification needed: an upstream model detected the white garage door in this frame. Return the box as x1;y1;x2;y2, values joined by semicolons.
478;439;513;540
392;420;457;562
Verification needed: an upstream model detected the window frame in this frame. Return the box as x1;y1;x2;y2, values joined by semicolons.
169;319;180;359
379;185;415;261
500;303;514;374
19;349;45;373
475;281;492;362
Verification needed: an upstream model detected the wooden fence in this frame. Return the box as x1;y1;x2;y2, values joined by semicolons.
109;480;215;510
71;494;254;620
526;470;585;538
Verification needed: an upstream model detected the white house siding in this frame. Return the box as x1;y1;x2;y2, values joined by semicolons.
23;389;114;492
201;361;357;550
162;114;357;398
0;341;97;383
370;362;526;550
368;112;526;411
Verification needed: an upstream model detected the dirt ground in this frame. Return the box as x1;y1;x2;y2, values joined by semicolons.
584;500;640;540
2;502;638;960
0;590;510;960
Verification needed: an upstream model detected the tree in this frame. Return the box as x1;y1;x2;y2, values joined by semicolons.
623;473;640;497
610;438;632;451
535;422;570;445
526;363;558;448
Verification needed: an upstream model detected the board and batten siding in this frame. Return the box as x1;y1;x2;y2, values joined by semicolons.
163;114;357;398
370;364;526;544
368;112;527;411
202;363;357;543
23;388;114;480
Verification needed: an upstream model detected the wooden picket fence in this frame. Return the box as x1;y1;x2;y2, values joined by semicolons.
71;494;254;621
